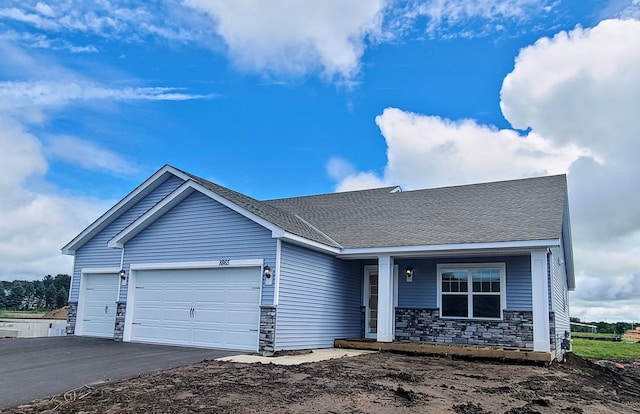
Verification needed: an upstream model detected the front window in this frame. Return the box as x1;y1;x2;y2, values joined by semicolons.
438;264;505;319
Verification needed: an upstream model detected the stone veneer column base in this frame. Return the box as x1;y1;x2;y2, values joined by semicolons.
259;306;276;356
114;301;127;341
66;302;78;335
395;308;534;349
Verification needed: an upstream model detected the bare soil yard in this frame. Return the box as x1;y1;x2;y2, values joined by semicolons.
6;352;640;414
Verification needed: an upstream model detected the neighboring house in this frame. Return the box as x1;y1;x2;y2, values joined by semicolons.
62;165;575;360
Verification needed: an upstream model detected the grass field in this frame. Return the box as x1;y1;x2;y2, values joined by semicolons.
572;337;640;360
0;310;47;319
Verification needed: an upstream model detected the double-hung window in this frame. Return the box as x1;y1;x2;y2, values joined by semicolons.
437;263;506;319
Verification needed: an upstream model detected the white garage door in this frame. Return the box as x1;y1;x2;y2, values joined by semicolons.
80;273;118;338
130;267;260;351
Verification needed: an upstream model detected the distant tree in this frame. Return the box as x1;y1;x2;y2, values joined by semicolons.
43;274;53;288
0;289;6;309
570;317;581;323
45;284;58;309
34;281;46;308
56;286;68;309
6;283;26;310
53;274;71;291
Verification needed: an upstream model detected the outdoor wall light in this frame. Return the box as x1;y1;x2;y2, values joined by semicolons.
263;265;272;279
405;266;414;283
119;269;127;280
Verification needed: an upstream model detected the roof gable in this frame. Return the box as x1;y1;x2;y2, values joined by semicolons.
61;165;190;255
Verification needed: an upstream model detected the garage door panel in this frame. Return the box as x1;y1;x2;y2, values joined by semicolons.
227;310;259;325
193;289;225;304
161;326;192;342
193;309;224;323
80;273;118;338
131;267;260;351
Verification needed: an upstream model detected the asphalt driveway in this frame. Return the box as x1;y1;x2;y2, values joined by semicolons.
0;336;242;409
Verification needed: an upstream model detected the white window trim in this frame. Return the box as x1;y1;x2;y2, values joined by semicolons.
436;263;506;320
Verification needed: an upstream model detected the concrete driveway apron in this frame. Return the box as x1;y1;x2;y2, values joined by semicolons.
0;336;242;409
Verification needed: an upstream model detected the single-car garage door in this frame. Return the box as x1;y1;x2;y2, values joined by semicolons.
130;267;260;351
80;273;118;338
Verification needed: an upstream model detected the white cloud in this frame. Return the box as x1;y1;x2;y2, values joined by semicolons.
409;0;555;36
182;0;387;79
45;136;139;176
0;1;560;80
374;108;586;189
0;42;208;281
331;18;640;321
0;116;110;280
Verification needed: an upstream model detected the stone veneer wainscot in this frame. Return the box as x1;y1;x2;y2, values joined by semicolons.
395;308;534;349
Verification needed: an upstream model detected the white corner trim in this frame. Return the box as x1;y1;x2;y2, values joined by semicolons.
274;239;282;306
377;255;394;343
129;259;263;271
531;249;551;352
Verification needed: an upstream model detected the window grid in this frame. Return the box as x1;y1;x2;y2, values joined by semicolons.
438;264;505;320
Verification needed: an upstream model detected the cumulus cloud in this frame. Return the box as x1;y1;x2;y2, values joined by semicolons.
0;116;110;280
182;0;386;79
331;18;640;321
0;41;210;280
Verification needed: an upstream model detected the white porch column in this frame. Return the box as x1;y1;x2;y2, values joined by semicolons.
531;249;551;352
377;255;394;342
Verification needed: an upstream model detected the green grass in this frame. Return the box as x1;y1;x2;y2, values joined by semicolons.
0;310;47;319
572;338;640;360
572;332;619;339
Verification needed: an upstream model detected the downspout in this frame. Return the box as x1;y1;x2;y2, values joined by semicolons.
116;246;125;302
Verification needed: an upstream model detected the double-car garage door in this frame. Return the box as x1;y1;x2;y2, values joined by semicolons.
129;267;261;351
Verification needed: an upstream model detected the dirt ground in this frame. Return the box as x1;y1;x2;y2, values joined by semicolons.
5;352;640;414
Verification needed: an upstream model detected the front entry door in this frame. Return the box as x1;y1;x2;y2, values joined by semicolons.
364;265;398;339
364;267;378;339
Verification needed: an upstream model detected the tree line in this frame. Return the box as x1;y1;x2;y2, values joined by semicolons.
0;274;70;311
570;317;636;335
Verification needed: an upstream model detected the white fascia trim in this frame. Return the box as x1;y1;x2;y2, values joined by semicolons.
109;180;286;248
130;259;263;271
62;165;189;255
279;232;342;255
337;239;561;258
81;267;122;274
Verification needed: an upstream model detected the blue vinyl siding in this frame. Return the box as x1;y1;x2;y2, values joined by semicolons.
550;246;571;357
70;175;185;301
275;242;361;350
396;256;532;311
122;191;276;303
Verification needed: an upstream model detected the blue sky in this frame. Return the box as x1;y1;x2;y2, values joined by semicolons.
1;0;639;322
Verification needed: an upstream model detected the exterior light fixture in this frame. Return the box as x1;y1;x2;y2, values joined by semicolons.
263;265;272;279
119;269;127;280
405;266;414;282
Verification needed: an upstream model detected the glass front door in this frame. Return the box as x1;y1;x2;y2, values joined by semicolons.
366;270;378;338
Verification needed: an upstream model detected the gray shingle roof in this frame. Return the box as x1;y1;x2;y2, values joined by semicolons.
265;175;567;248
185;166;568;250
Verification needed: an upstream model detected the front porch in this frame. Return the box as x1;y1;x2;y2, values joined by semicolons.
334;338;555;363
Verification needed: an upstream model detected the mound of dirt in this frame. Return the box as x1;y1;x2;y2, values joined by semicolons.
6;352;640;413
42;307;67;319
